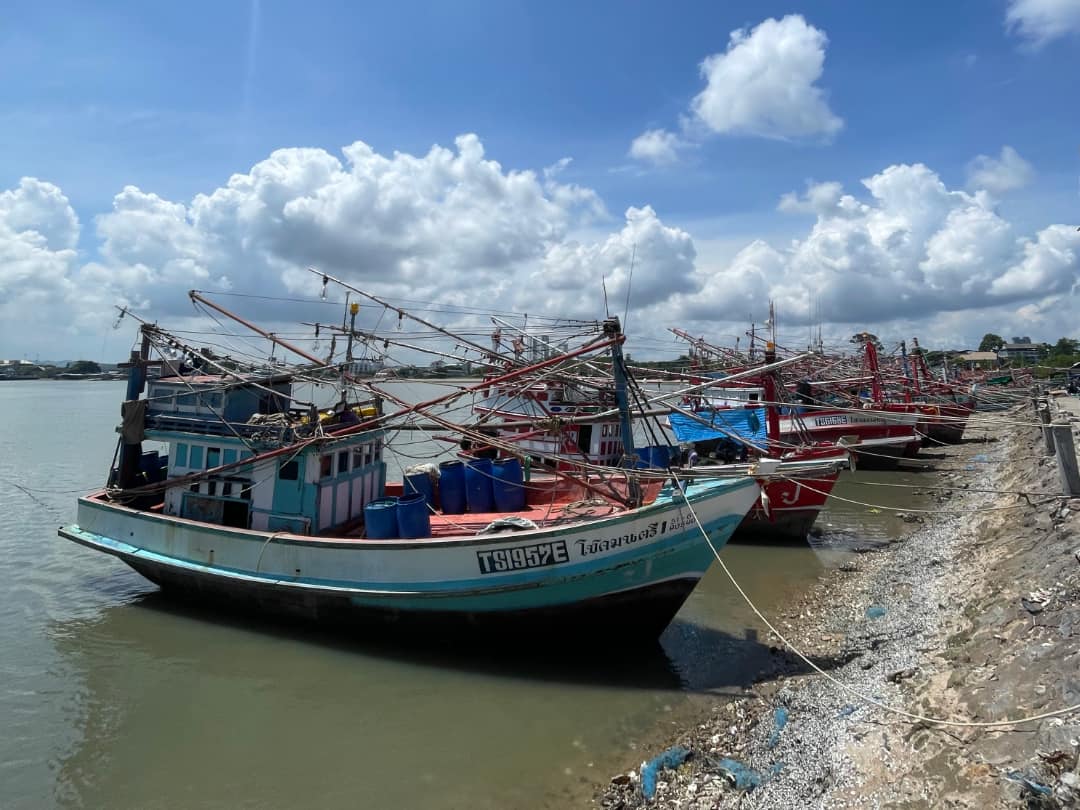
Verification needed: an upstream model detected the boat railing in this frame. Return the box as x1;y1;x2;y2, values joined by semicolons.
144;413;296;443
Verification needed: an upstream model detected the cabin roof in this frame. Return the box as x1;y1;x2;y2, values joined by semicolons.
154;373;293;387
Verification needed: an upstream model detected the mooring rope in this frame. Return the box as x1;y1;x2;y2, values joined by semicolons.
673;470;1080;728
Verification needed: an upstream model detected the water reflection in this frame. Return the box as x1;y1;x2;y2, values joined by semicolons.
47;541;852;810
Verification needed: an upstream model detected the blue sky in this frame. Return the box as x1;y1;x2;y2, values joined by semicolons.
1;0;1079;360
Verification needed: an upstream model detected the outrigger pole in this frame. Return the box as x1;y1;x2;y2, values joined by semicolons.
307;268;522;367
122;292;630;503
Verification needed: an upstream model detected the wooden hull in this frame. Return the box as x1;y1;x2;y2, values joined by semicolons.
779;408;920;468
917;404;972;446
737;472;841;542
59;475;760;639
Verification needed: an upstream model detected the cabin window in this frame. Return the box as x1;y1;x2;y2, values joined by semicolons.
201;392;223;410
174;443;188;467
353;448;365;469
373;446;381;462
223;449;237;465
279;460;299;481
222;481;232;497
338;450;350;475
749;392;759;402
206;448;221;468
320;455;333;479
221;499;250;529
177;392;198;408
207;481;217;496
189;445;204;469
578;425;594;453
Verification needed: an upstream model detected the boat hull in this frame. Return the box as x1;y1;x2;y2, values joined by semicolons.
59;475;760;639
737;473;840;542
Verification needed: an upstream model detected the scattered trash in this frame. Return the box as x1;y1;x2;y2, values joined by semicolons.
1036;749;1072;765
1021;588;1054;614
837;704;859;718
887;667;919;684
640;745;690;800
767;707;789;749
716;758;763;791
972;454;989;463
1057;772;1080;804
865;605;888;619
1003;769;1053;797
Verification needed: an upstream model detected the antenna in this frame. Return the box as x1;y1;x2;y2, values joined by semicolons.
601;275;610;318
622;242;636;332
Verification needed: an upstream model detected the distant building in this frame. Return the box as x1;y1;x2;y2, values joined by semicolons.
0;359;38;377
955;351;999;369
997;337;1043;364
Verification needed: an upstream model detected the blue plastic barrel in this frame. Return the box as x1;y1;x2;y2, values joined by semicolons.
491;458;526;511
396;492;431;539
464;457;495;513
404;470;435;510
364;497;399;539
438;460;467;515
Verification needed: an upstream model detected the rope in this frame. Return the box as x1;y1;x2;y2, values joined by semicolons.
671;472;1080;728
781;475;1054;514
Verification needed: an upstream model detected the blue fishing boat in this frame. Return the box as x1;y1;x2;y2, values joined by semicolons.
59;313;760;639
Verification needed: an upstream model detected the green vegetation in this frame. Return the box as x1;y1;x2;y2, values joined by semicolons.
66;360;102;374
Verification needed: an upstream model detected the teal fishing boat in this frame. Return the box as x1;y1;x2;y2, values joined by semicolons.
59;309;760;639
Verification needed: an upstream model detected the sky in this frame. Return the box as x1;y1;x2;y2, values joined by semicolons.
1;0;1079;363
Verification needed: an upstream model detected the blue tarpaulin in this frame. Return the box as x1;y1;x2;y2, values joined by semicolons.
668;407;766;446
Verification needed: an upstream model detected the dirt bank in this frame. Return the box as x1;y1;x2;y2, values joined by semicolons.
599;399;1080;809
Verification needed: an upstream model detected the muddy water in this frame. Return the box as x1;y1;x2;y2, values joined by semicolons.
0;380;934;809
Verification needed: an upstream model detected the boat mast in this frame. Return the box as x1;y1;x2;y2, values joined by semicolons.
603;317;641;506
117;325;153;489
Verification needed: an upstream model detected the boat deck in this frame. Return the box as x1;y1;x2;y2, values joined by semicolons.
385;475;665;538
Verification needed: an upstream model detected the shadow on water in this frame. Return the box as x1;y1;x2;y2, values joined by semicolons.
50;588;855;697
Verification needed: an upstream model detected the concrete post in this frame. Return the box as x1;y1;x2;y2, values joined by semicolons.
1051;424;1080;497
1039;404;1054;454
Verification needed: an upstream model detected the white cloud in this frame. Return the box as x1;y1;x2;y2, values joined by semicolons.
0;177;79;251
2;140;1078;361
1006;0;1080;46
690;15;843;140
530;205;698;319
671;162;1080;337
777;181;863;218
0;179;82;344
965;145;1034;195
628;129;683;166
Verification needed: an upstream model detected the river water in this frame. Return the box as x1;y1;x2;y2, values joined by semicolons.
0;380;931;809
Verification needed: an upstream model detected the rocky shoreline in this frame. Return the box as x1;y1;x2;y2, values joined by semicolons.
598;399;1080;809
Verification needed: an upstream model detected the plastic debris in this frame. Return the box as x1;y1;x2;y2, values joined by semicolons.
865;605;888;619
716;758;763;791
1021;588;1053;614
1003;770;1053;796
640;745;690;800
767;707;789;749
837;704;858;718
